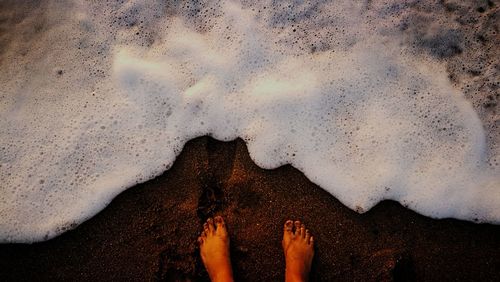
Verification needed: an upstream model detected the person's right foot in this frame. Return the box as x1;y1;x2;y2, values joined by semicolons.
282;220;314;282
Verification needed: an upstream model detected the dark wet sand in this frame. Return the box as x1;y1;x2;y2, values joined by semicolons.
1;137;499;281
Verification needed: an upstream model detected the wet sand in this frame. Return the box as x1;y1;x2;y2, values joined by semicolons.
1;137;499;281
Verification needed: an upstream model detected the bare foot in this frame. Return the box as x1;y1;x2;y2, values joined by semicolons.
198;216;234;282
282;220;314;282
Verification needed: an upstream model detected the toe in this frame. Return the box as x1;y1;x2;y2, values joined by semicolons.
203;222;209;234
294;221;301;235
214;216;227;235
300;225;306;238
305;229;311;241
197;236;204;245
207;218;215;234
282;220;294;251
309;236;314;245
283;220;293;240
214;216;225;229
284;220;293;232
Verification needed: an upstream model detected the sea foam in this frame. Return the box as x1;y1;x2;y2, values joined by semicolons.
0;0;499;242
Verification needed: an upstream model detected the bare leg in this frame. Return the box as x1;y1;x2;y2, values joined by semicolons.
282;220;314;282
198;216;234;282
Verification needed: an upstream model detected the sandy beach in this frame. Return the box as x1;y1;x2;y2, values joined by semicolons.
1;2;499;280
1;137;499;281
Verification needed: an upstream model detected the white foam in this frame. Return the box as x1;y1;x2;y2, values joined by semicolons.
0;0;498;242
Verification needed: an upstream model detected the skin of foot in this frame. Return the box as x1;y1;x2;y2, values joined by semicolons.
282;220;314;282
198;216;234;282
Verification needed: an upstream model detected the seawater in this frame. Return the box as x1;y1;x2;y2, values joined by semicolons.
0;0;499;242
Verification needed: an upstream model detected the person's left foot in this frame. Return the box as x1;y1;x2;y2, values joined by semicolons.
198;216;234;282
282;220;314;282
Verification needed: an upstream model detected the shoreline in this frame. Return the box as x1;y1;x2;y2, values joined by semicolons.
1;137;499;281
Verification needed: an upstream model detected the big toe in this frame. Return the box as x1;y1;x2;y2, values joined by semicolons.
214;216;227;236
284;220;293;236
282;220;293;247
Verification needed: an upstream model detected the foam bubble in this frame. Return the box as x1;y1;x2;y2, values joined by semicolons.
0;0;498;242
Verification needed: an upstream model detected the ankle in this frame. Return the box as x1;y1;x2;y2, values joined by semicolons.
285;261;308;282
209;266;233;282
285;269;307;282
